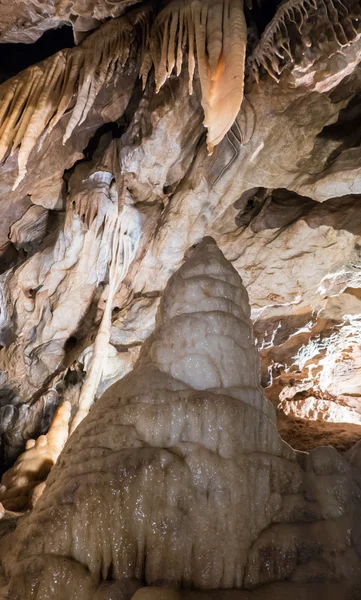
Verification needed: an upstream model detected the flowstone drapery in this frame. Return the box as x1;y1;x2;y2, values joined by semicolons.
1;0;361;460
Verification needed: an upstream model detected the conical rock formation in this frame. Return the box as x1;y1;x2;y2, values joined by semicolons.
2;239;361;599
2;237;292;597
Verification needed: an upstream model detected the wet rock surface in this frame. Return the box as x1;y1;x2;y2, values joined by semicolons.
2;239;361;598
1;1;361;597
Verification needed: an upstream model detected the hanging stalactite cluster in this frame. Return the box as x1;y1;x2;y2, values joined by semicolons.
248;0;360;82
141;0;248;155
0;0;247;187
0;0;360;190
0;16;134;189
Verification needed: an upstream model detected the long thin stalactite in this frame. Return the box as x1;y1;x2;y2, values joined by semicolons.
70;202;142;435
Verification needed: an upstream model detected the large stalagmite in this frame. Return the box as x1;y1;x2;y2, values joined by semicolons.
2;238;361;599
2;237;290;595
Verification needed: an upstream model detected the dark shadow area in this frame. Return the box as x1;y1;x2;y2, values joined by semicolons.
0;25;74;84
83;121;124;161
235;187;361;237
246;0;283;35
319;91;361;165
277;410;361;453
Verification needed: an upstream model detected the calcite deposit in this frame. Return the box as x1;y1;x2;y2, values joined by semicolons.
0;401;71;511
1;0;361;597
1;238;361;599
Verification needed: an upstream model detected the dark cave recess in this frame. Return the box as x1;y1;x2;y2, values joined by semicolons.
0;25;75;83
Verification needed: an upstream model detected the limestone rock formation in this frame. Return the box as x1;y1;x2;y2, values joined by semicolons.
0;401;71;511
1;0;361;460
1;238;361;599
1;0;361;597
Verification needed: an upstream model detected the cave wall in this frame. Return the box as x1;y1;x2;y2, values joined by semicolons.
1;0;361;595
1;21;361;462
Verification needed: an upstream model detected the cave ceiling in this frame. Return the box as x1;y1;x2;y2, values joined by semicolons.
0;0;361;470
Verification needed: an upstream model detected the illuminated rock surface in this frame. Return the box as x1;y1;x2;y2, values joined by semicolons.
1;239;361;599
1;1;361;597
1;0;361;458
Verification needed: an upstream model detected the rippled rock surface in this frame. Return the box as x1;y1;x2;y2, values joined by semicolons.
1;239;361;599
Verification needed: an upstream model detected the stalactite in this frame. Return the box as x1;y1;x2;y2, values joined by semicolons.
141;0;247;155
69;202;142;435
249;0;359;82
0;0;359;190
0;16;133;190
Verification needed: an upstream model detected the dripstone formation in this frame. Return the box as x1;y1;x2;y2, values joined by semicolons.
1;0;361;462
1;0;361;597
2;239;361;599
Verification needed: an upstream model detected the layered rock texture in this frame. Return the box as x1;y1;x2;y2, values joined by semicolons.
1;238;361;599
1;0;361;464
1;0;361;596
